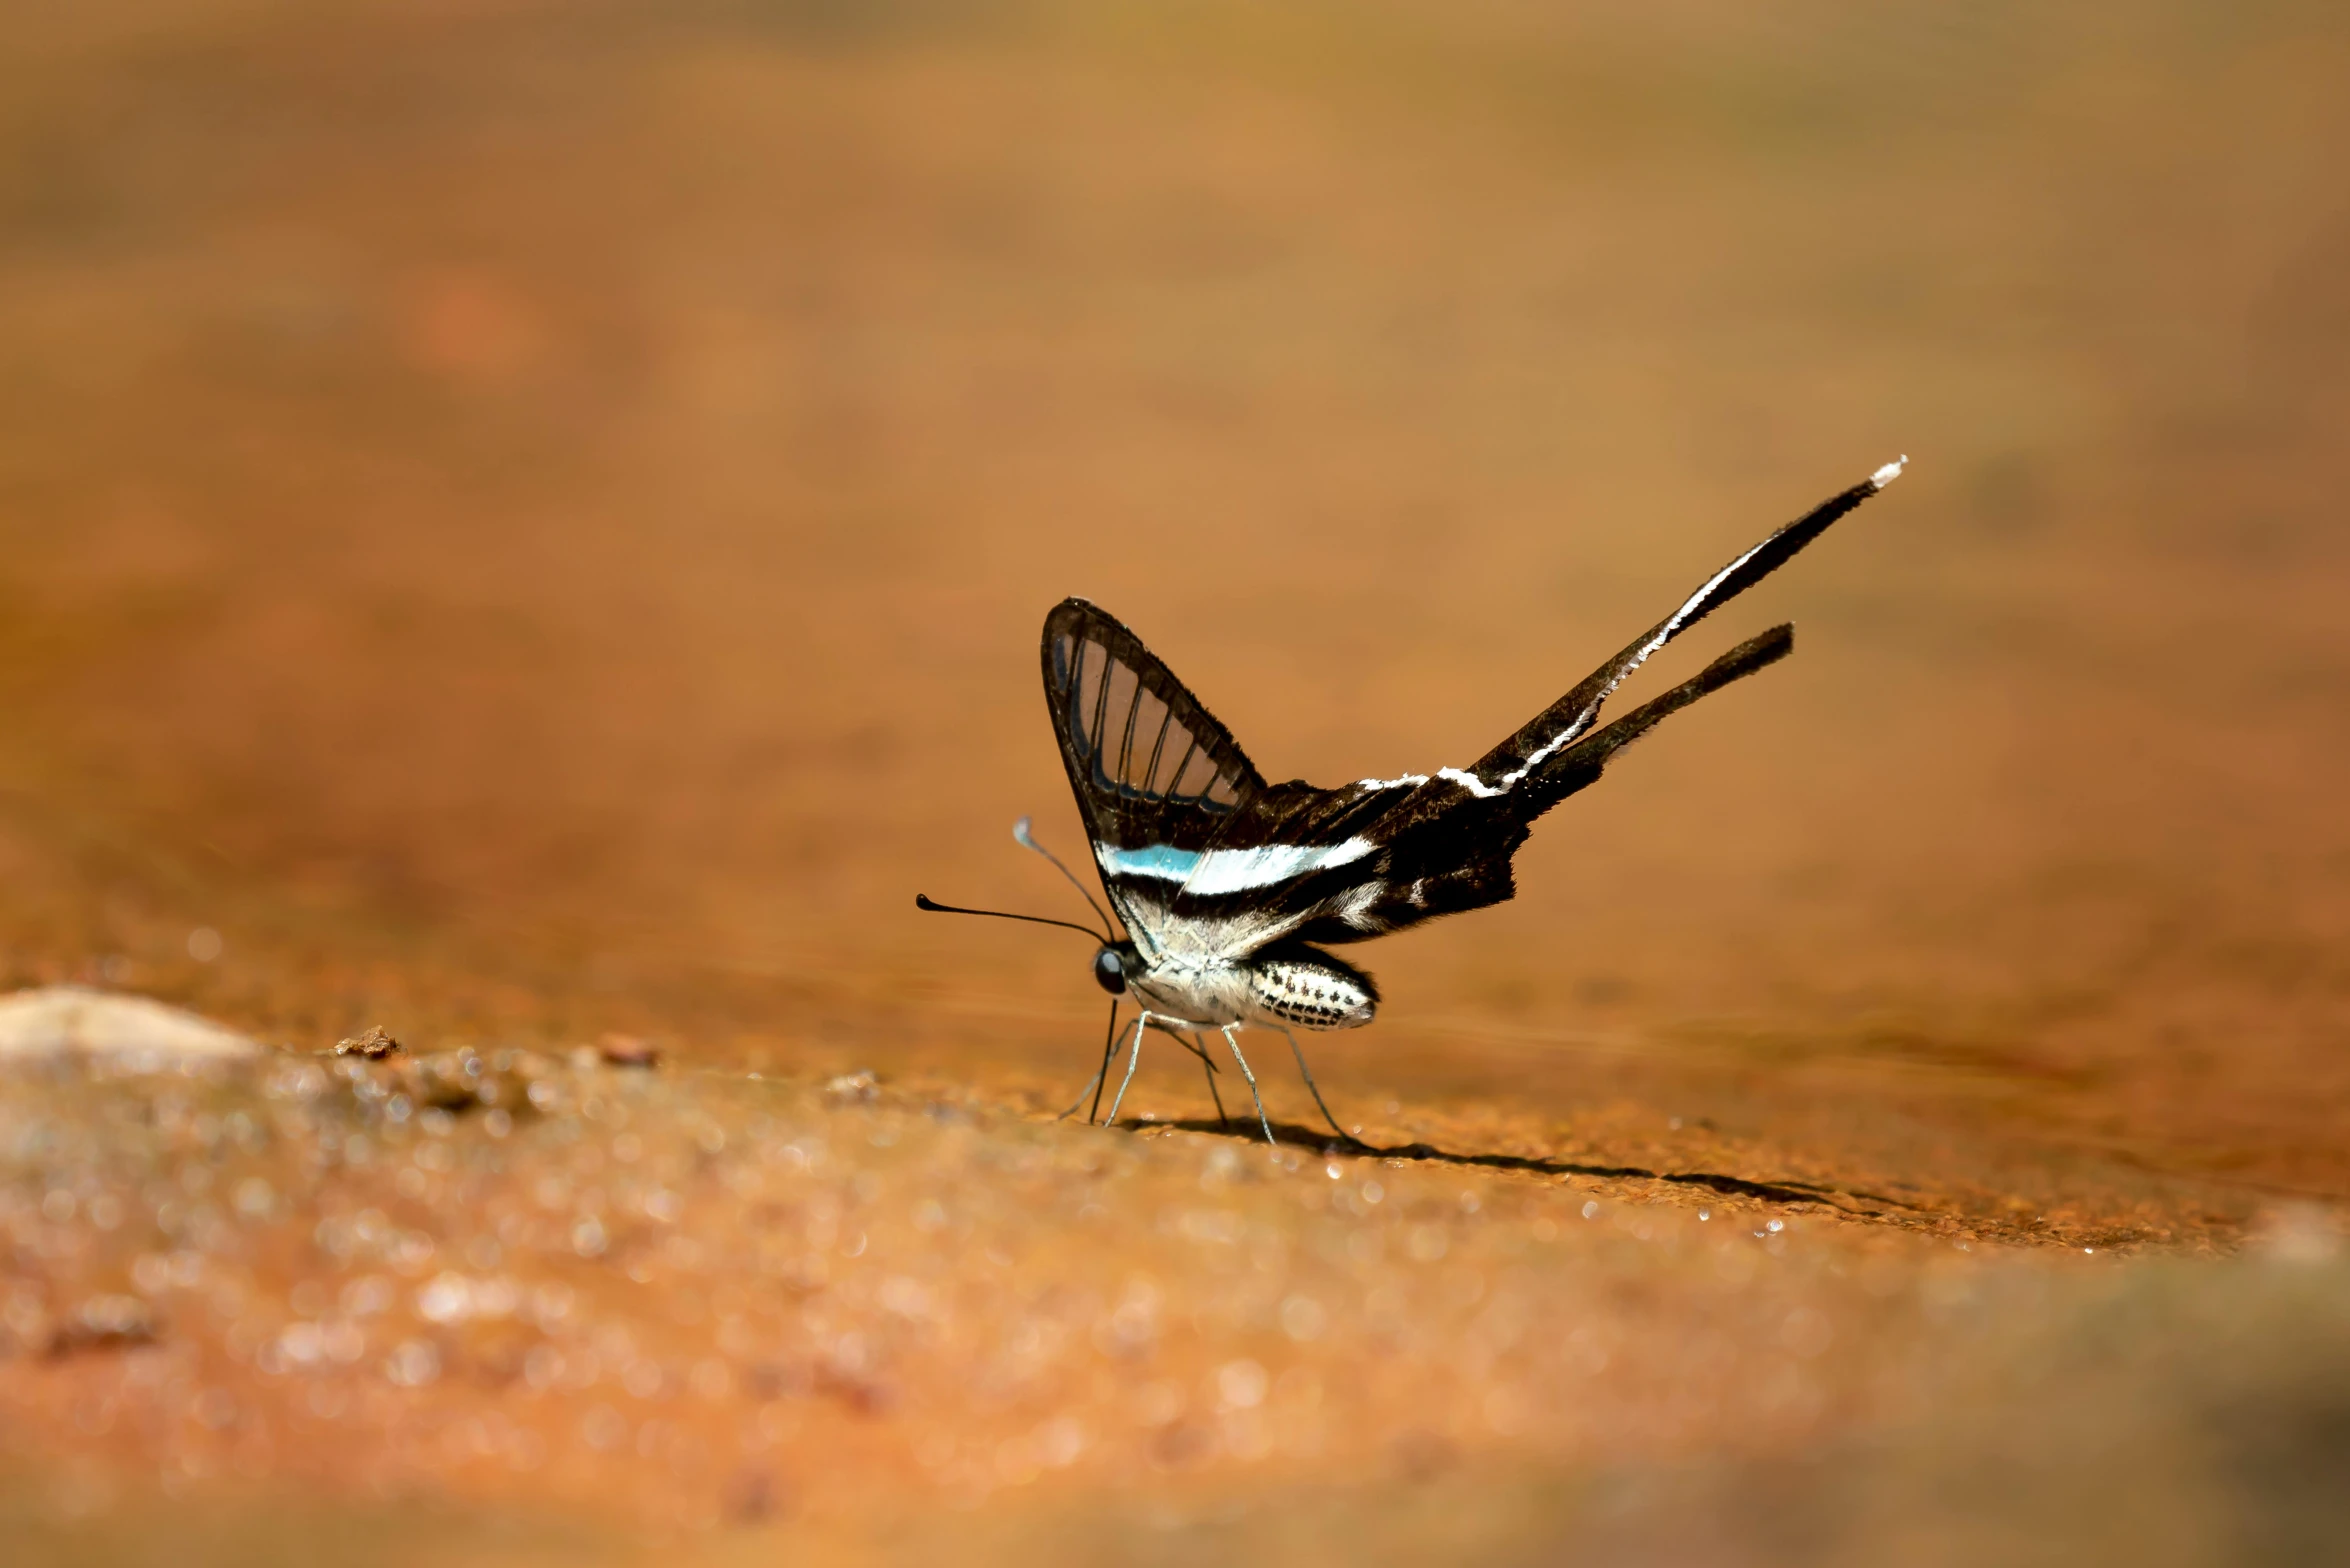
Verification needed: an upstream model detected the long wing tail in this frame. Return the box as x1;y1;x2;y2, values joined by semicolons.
1460;457;1904;794
1515;623;1793;814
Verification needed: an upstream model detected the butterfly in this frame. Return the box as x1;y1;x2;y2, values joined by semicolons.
922;458;1905;1145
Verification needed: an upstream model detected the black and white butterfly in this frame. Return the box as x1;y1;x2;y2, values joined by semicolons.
922;458;1906;1144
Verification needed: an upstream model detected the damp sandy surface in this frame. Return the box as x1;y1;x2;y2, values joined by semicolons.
3;0;2349;1561
5;1046;2345;1567
0;1052;2012;1517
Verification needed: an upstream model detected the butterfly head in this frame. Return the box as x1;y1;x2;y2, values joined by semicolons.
1091;941;1140;996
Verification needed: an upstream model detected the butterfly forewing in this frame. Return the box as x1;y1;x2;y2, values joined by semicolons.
1043;601;1262;860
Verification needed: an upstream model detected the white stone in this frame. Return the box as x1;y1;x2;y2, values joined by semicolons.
0;986;259;1061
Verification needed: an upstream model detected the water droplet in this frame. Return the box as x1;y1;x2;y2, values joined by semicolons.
1216;1358;1267;1410
689;1358;732;1400
572;1215;608;1257
415;1272;472;1325
523;1345;565;1390
383;1339;439;1387
531;1281;575;1328
1132;1381;1183;1427
1034;1415;1086;1468
342;1276;393;1317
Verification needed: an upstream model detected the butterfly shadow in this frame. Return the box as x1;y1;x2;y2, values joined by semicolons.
1133;1115;1916;1215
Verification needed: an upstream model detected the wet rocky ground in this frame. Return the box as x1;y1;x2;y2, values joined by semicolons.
5;1023;2347;1565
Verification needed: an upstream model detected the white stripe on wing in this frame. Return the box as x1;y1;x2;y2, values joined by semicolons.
1353;458;1907;802
1096;837;1379;895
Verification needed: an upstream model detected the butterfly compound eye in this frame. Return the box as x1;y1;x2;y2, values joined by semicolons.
1092;947;1126;995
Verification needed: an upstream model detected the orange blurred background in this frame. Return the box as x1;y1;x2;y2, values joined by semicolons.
3;0;2346;1192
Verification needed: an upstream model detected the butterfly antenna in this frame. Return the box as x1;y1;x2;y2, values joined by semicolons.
914;895;1106;944
1012;816;1119;935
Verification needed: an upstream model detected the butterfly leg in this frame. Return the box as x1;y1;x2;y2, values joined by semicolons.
1275;1023;1357;1146
1179;1030;1230;1127
1219;1024;1278;1146
1102;1011;1151;1127
1065;999;1122;1124
1057;1069;1104;1122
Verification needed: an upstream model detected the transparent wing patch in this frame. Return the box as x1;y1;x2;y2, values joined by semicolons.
1044;604;1260;851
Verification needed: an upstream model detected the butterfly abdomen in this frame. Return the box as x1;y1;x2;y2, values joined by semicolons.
1246;952;1377;1031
